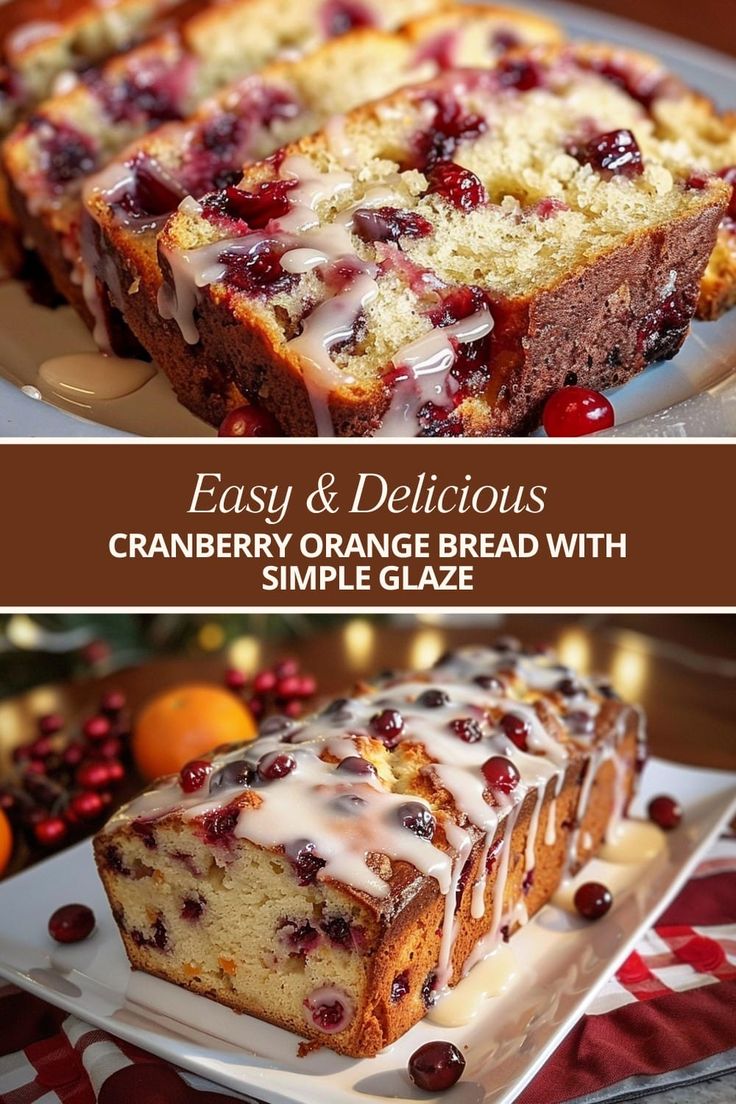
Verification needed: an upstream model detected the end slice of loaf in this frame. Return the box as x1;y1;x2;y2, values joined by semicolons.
94;642;644;1058
157;46;730;436
0;0;189;272
1;0;443;322
83;3;563;423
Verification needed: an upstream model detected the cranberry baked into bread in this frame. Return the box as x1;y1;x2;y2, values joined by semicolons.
0;0;186;271
157;48;730;436
1;0;442;328
83;4;562;421
95;643;644;1058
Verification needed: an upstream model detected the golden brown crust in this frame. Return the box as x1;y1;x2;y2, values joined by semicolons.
94;692;641;1058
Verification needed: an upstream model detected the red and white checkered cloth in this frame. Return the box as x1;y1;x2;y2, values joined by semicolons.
2;835;735;1104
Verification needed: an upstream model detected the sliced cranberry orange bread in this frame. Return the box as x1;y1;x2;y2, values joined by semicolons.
83;4;562;421
157;49;730;437
94;642;643;1058
0;0;190;273
1;0;442;330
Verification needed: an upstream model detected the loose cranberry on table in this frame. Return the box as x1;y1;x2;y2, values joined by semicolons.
33;816;68;848
648;794;682;830
48;903;96;944
218;405;283;437
408;1040;466;1092
574;881;613;920
543;386;615;437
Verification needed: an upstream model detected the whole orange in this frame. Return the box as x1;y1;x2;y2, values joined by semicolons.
0;808;13;878
132;683;257;781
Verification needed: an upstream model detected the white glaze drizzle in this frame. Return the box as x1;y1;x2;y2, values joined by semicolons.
375;308;495;438
106;645;636;1002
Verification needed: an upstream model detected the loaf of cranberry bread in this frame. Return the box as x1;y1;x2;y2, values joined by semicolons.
83;4;563;422
94;643;643;1058
0;0;189;272
156;47;730;437
1;0;442;330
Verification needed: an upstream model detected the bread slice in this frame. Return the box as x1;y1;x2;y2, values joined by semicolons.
1;0;442;327
94;643;644;1058
156;45;729;436
561;43;736;319
83;4;563;422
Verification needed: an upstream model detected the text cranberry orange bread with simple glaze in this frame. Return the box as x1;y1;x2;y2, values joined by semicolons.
95;642;644;1057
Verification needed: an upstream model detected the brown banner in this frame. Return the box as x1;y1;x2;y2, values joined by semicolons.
0;442;732;607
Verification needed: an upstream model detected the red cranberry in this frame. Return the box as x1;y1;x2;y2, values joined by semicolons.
415;94;487;170
275;659;299;679
201;803;240;844
131;154;186;216
275;674;304;698
38;713;64;736
104;759;125;785
83;715;112;741
218;404;283;436
97;736;123;760
224;667;248;691
397;801;436;840
391;971;410;1002
69;791;105;821
475;674;504;693
205;180;296;227
417;688;450;709
29;736;55;760
481;756;520;793
497;57;543;91
556;677;582;697
152;917;168;949
648;795;682;830
181;896;205;921
286;840;326;885
284;700;302;719
321;915;354;948
100;689;126;715
427;162;488;212
280;918;321;956
352;206;433;245
253;669;277;694
33;120;97;188
81;639;110;666
48;903;95;943
408;1041;466;1092
370;708;405;748
180;759;211;793
209;758;254;793
571;129;643;178
322;0;375;36
574;881;613;920
257;752;296;781
336;756;376;777
304;988;351;1032
500;712;530;751
543;386;615;437
75;760;108;790
62;742;86;768
451;717;482;743
34;816;68;847
429;283;487;328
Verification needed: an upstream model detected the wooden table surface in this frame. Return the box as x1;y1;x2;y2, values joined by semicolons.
570;0;736;57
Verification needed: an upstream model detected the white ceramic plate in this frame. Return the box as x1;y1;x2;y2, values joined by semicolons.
0;1;735;438
0;756;734;1104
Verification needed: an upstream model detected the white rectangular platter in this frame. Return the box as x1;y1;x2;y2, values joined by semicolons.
0;756;734;1104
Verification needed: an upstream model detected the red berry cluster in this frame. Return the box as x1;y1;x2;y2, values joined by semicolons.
222;657;317;720
0;691;131;851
